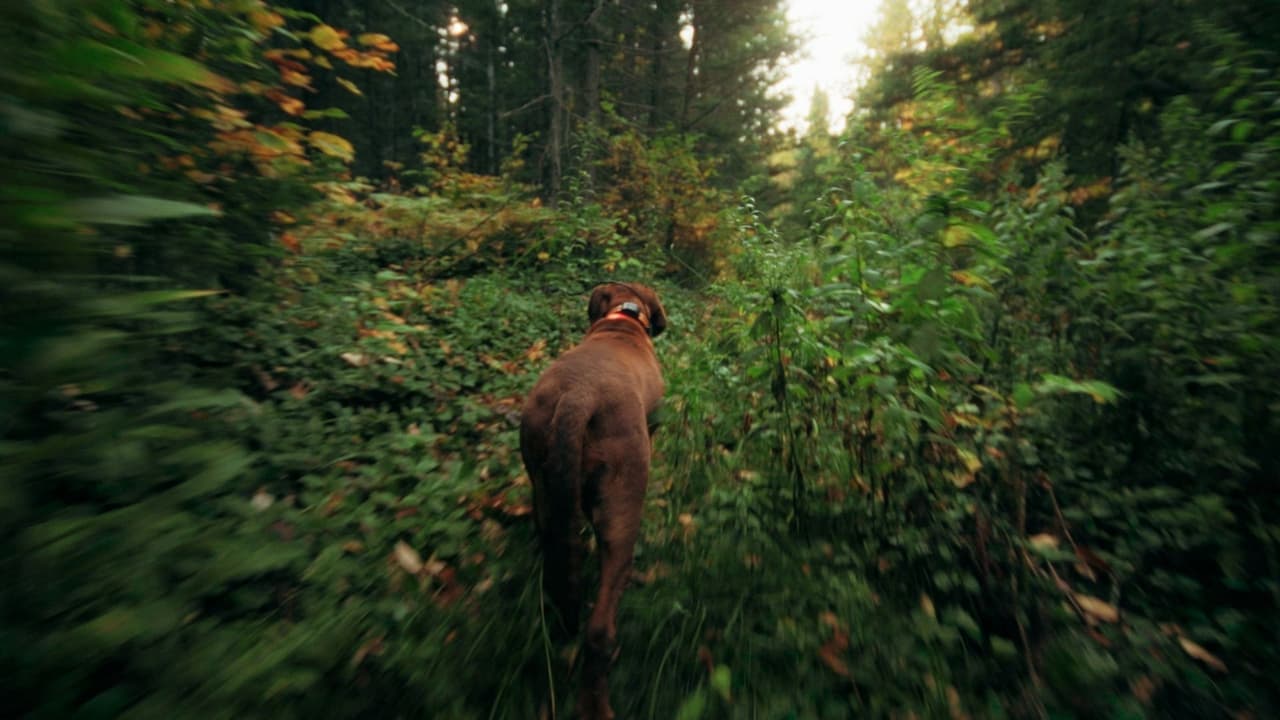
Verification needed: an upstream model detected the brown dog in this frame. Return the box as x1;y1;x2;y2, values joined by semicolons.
520;282;667;719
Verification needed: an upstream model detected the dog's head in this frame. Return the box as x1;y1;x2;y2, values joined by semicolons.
588;282;667;338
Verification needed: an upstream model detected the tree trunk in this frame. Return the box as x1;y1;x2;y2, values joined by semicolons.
679;3;700;131
544;0;565;201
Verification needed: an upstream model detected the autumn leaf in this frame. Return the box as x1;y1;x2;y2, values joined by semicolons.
269;91;305;116
309;131;355;162
250;488;274;511
957;447;983;473
249;10;285;33
1178;636;1227;673
252;128;304;157
393;540;423;574
920;592;937;619
340;352;370;367
524;338;547;362
818;625;851;677
1074;593;1119;624
1028;533;1060;551
309;24;346;51
350;636;385;668
357;33;400;52
280;68;314;90
949;446;983;488
333;49;396;72
951;269;992;290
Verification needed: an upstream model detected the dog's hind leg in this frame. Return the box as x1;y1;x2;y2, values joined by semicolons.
539;514;585;636
578;448;648;720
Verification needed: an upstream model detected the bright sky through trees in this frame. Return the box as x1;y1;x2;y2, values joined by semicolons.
779;0;880;133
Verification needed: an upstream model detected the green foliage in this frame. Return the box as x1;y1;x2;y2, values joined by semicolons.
0;1;394;717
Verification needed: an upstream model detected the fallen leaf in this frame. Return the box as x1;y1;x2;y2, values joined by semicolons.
394;540;423;574
1074;593;1119;624
1178;636;1227;673
250;488;274;511
524;338;547;362
1130;675;1157;704
920;593;936;620
341;352;370;367
350;635;384;668
422;553;447;578
1029;533;1060;551
818;627;850;677
253;366;279;392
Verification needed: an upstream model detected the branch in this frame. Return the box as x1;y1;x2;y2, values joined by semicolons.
501;94;552;119
383;0;436;31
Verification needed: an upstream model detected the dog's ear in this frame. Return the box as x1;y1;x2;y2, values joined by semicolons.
644;289;667;338
588;284;615;325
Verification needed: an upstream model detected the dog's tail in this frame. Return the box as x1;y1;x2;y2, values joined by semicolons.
541;389;595;632
547;388;594;517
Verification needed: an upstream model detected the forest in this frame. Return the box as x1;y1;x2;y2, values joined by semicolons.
2;0;1277;717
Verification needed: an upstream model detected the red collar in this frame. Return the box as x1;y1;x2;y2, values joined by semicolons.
597;302;651;335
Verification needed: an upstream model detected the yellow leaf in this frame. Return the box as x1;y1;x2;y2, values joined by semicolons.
357;32;400;52
943;224;970;247
336;77;362;96
920;593;936;619
1178;636;1227;673
249;11;285;33
1029;533;1060;553
1074;593;1119;623
956;447;983;473
309;131;354;162
309;24;346;51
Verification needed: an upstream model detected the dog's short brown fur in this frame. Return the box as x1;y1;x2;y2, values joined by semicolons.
520;282;667;720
